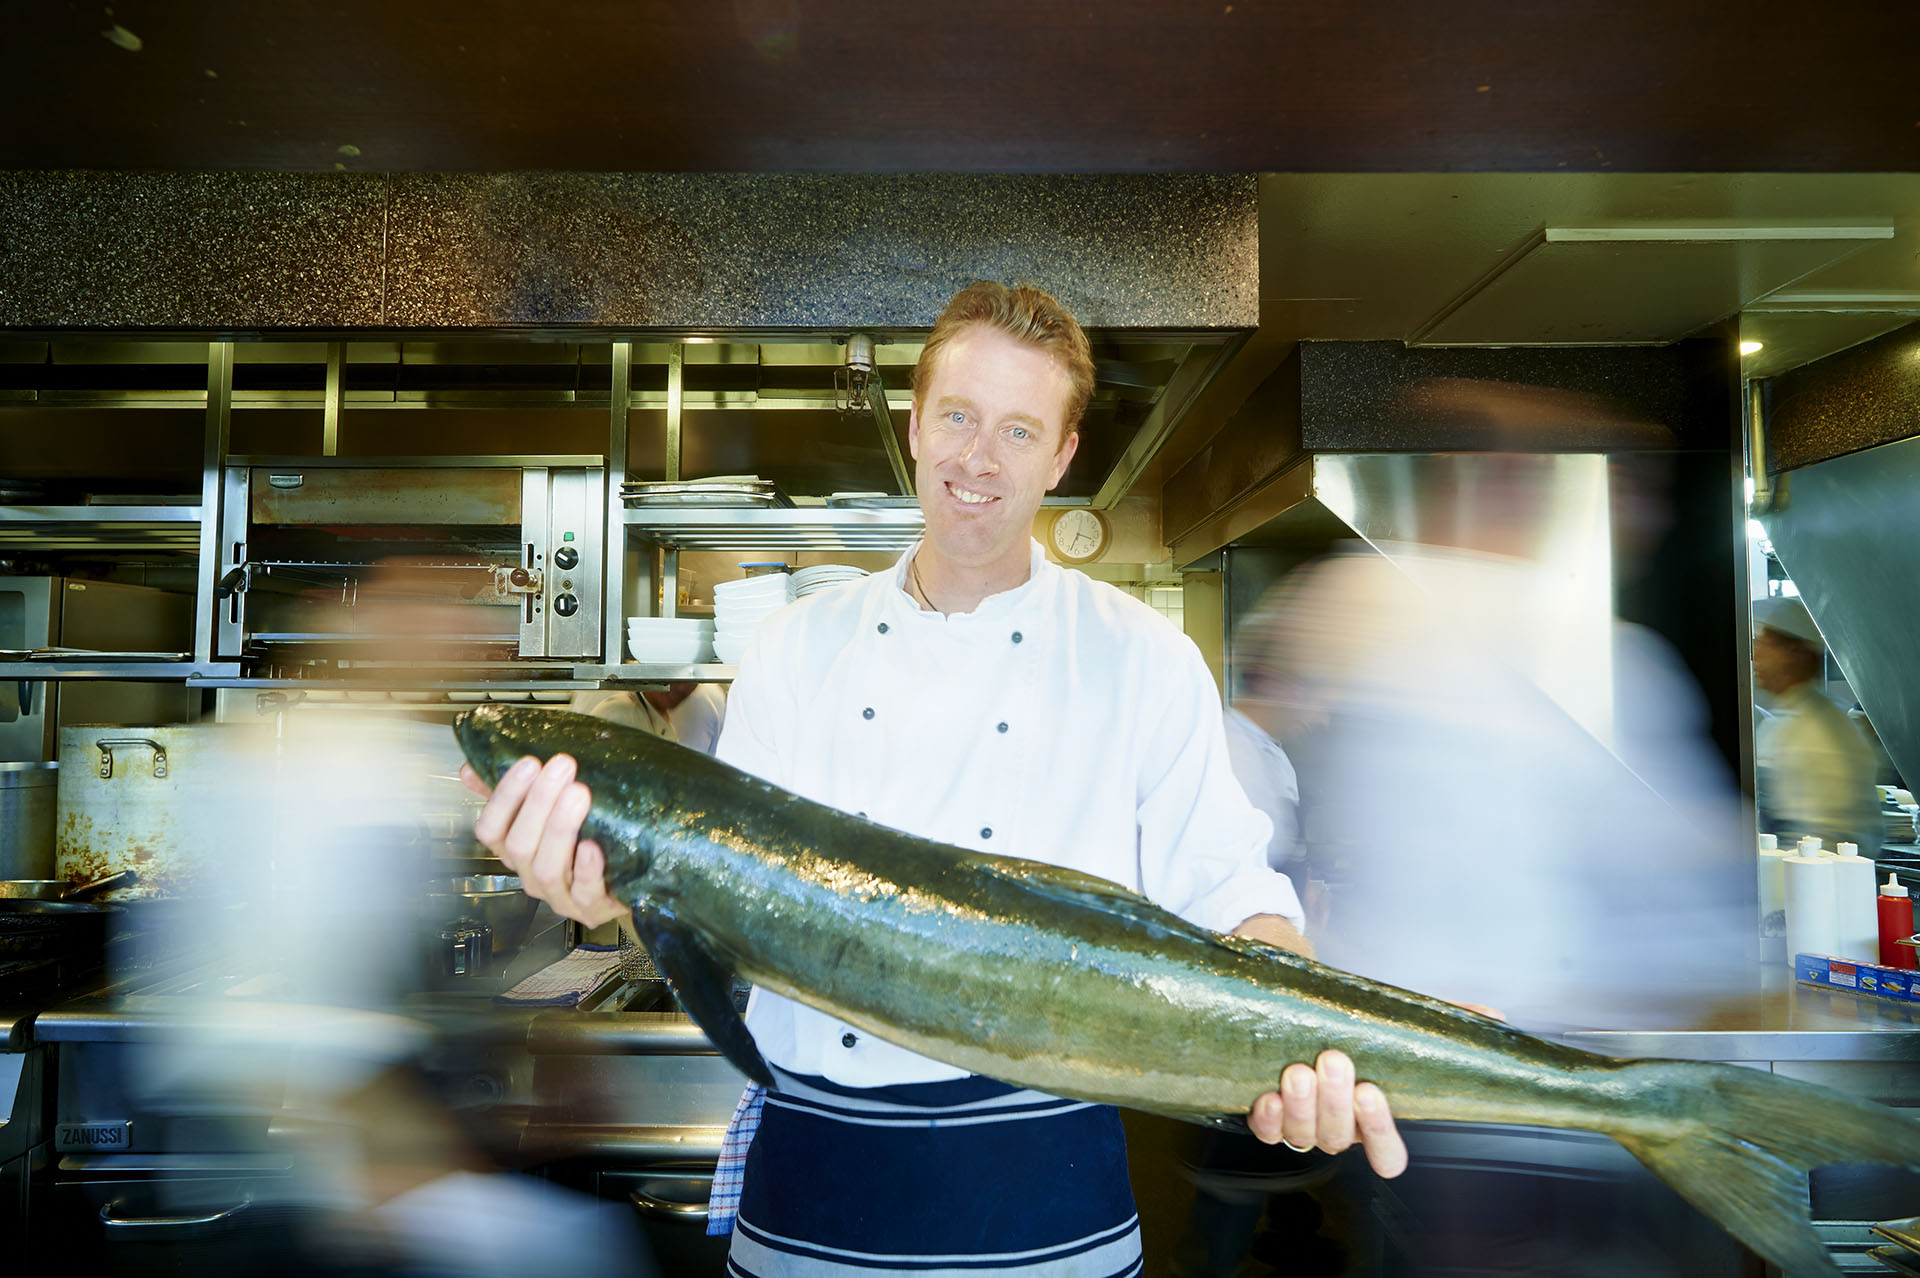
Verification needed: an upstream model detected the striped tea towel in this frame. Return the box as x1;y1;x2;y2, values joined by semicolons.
705;1082;767;1236
492;944;623;1007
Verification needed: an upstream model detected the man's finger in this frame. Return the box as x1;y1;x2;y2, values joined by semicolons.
1247;1091;1285;1144
1354;1083;1408;1178
1279;1061;1317;1152
458;763;492;800
500;755;577;876
524;780;590;905
571;839;625;926
1314;1050;1357;1153
472;756;539;851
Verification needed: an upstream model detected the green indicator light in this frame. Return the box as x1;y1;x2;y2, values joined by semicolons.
563;531;575;541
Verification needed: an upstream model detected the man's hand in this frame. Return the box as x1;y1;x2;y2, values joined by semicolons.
1247;1050;1406;1177
1231;914;1406;1177
460;755;627;927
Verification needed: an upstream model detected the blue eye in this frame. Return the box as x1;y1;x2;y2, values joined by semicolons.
948;411;966;424
1010;426;1030;440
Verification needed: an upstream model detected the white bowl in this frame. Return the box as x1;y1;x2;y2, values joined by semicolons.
629;644;712;663
627;617;716;633
712;642;747;665
715;598;786;619
629;625;715;640
714;579;792;603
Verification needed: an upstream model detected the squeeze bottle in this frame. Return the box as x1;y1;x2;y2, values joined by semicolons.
1878;874;1915;970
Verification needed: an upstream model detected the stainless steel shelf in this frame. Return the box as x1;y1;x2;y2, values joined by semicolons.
621;506;924;551
0;504;202;522
185;676;596;693
604;663;736;683
183;664;735;689
0;662;239;680
0;504;205;550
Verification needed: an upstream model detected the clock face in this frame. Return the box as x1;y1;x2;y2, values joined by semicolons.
1050;508;1109;563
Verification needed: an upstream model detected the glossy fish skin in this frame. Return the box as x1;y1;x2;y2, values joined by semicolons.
455;706;1920;1277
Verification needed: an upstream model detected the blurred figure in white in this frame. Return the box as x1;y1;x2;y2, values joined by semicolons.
570;681;727;754
1247;449;1749;1032
1223;610;1304;874
129;704;650;1275
1753;596;1880;852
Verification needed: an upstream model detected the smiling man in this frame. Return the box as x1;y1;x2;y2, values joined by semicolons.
465;281;1406;1276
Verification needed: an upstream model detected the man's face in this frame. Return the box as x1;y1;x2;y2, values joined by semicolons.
909;325;1079;573
1752;625;1813;696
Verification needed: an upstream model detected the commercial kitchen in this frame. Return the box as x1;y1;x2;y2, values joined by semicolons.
3;7;1919;1275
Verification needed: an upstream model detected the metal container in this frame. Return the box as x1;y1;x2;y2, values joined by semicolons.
54;724;263;900
0;761;58;879
437;918;494;977
424;874;538;957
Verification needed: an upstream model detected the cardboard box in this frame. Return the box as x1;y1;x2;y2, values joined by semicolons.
1796;953;1917;1001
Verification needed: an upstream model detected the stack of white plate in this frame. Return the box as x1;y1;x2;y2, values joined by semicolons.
627;616;717;665
791;563;870;599
712;574;794;665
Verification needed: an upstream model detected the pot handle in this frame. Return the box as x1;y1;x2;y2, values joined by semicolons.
100;1197;251;1237
628;1185;712;1222
95;738;168;780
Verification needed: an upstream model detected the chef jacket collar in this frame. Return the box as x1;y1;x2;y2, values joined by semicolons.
890;539;1057;627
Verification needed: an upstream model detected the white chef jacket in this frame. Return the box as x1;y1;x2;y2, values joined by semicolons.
1223;707;1302;870
1756;680;1880;852
668;683;727;755
716;540;1303;1087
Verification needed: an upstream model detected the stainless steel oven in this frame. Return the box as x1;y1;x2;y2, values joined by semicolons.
213;462;606;664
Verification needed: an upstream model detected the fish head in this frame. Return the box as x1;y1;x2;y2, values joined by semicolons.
451;704;664;902
450;704;558;790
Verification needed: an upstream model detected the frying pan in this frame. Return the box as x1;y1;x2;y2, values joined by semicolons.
0;870;137;901
0;876;127;959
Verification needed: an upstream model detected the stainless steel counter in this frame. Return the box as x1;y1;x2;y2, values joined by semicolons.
29;959;1920;1062
1561;965;1920;1065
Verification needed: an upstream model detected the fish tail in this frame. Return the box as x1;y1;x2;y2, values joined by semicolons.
1612;1060;1920;1277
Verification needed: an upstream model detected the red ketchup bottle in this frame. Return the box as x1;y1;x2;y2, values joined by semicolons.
1878;874;1915;970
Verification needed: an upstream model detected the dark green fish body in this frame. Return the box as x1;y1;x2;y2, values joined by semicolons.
456;706;1920;1276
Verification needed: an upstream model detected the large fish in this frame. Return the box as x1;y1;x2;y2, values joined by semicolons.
456;705;1919;1276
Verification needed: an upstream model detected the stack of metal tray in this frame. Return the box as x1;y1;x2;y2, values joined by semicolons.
1871;1218;1920;1274
620;476;792;508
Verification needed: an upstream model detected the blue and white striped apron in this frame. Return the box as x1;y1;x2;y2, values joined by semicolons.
726;1067;1143;1277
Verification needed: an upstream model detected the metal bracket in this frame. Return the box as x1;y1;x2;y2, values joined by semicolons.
494;564;546;596
95;737;168;780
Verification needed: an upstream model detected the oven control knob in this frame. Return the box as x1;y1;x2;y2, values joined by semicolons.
553;546;580;570
553;593;579;617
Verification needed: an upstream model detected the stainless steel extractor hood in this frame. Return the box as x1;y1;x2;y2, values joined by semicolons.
1761;434;1920;788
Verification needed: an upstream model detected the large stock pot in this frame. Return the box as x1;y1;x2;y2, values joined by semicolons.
54;725;265;900
0;761;58;878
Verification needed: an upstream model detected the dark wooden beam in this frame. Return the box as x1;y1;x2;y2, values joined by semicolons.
5;1;1916;173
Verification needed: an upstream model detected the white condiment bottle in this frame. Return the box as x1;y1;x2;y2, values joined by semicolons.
1758;834;1792;963
1784;852;1841;964
1830;846;1880;964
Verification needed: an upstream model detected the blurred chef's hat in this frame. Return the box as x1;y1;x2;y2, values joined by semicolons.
1755;595;1824;648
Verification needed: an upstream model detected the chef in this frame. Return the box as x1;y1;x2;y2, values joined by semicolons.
1752;596;1880;852
464;281;1409;1275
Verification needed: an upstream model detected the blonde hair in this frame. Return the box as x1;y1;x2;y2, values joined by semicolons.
912;281;1096;444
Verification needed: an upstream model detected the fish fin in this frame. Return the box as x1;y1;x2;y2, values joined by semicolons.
972;859;1195;934
1616;1060;1920;1278
626;907;774;1089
